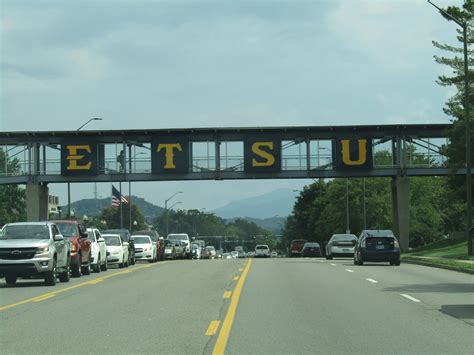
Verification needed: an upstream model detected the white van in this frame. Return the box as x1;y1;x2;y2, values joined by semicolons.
255;244;270;258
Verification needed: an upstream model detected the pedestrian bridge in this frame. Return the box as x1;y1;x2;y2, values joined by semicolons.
0;123;463;251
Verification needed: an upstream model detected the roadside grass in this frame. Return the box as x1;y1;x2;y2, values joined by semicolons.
402;240;474;273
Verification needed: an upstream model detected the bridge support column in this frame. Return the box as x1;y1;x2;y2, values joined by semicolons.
26;182;49;221
391;176;409;252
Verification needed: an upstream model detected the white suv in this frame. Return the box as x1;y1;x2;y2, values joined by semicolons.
255;244;270;258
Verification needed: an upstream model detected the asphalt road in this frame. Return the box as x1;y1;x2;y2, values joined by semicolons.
0;258;473;354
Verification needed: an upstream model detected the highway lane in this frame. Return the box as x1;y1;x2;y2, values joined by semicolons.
225;258;474;355
0;259;244;354
1;257;473;354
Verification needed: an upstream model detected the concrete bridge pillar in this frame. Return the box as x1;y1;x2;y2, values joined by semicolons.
26;182;49;221
391;176;410;251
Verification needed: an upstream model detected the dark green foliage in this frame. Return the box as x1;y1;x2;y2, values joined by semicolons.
0;149;26;225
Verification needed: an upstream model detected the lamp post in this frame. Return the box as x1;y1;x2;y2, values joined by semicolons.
428;1;472;255
128;152;146;232
346;178;350;234
165;192;183;236
166;201;182;235
68;118;103;219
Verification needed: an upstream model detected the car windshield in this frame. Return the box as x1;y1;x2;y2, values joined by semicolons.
164;240;173;247
256;245;269;250
1;225;50;240
104;236;121;246
55;223;77;237
168;234;188;241
87;231;96;242
332;234;357;241
133;236;151;244
104;229;129;241
206;246;215;251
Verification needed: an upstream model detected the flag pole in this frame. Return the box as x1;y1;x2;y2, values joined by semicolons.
119;181;123;229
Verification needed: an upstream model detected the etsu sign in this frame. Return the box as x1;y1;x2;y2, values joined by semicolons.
60;135;373;176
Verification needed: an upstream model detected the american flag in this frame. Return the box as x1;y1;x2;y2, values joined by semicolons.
112;185;128;208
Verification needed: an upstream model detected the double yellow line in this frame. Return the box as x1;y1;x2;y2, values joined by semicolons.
0;263;163;312
212;258;252;355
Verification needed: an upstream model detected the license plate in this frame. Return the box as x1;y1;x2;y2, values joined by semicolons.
376;245;385;250
343;249;350;252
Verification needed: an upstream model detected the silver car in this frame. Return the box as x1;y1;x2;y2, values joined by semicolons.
325;234;358;259
0;222;71;286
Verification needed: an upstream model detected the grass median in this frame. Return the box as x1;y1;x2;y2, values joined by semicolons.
401;240;474;274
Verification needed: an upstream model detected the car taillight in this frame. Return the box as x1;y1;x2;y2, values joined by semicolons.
361;240;366;247
70;243;78;252
394;239;400;248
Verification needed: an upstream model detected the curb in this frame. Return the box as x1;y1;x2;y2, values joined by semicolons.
402;258;474;275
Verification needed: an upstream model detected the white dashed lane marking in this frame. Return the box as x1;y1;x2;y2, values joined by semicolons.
365;278;378;284
345;269;354;273
400;294;421;303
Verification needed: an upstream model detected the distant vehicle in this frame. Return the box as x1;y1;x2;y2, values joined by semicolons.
204;246;216;259
132;235;157;263
167;233;191;259
103;234;129;268
302;242;322;257
235;246;244;252
230;251;239;258
191;242;202;259
354;230;400;266
87;228;108;272
103;229;135;265
255;244;270;258
325;234;358;259
172;241;186;259
132;230;164;261
52;220;91;277
271;251;278;258
163;240;176;260
222;252;231;259
0;222;71;286
289;239;307;257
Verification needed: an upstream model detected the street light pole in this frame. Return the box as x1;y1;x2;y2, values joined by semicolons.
428;1;472;255
346;178;350;233
166;201;182;235
68;118;103;220
164;192;183;236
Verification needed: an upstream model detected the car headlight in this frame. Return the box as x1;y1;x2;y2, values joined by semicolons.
36;245;49;254
394;239;400;248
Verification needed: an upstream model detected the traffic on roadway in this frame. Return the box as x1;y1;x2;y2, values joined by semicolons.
0;222;473;354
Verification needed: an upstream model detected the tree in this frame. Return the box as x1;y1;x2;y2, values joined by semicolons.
432;2;474;230
99;204;146;232
0;149;26;225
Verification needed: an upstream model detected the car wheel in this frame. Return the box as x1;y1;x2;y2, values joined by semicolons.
44;259;57;286
119;255;124;268
357;252;364;266
131;253;135;265
394;260;400;266
326;255;332;260
59;263;70;283
101;259;108;271
82;255;91;275
94;254;101;273
71;256;82;278
5;275;17;285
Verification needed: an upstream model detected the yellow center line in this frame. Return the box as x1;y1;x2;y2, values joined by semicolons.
0;262;168;312
205;320;221;336
223;291;232;299
33;294;56;303
212;258;252;355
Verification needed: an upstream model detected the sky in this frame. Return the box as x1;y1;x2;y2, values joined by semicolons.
0;0;465;212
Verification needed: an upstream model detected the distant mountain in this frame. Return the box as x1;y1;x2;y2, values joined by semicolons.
226;216;287;234
61;196;165;222
212;188;297;219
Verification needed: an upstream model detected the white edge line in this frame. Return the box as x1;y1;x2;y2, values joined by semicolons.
365;278;378;283
400;294;421;303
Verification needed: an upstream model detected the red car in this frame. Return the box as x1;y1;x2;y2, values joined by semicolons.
289;239;307;257
52;220;92;277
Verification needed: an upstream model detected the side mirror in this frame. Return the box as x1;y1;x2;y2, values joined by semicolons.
54;234;64;242
152;242;157;245
123;241;129;247
98;238;105;243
